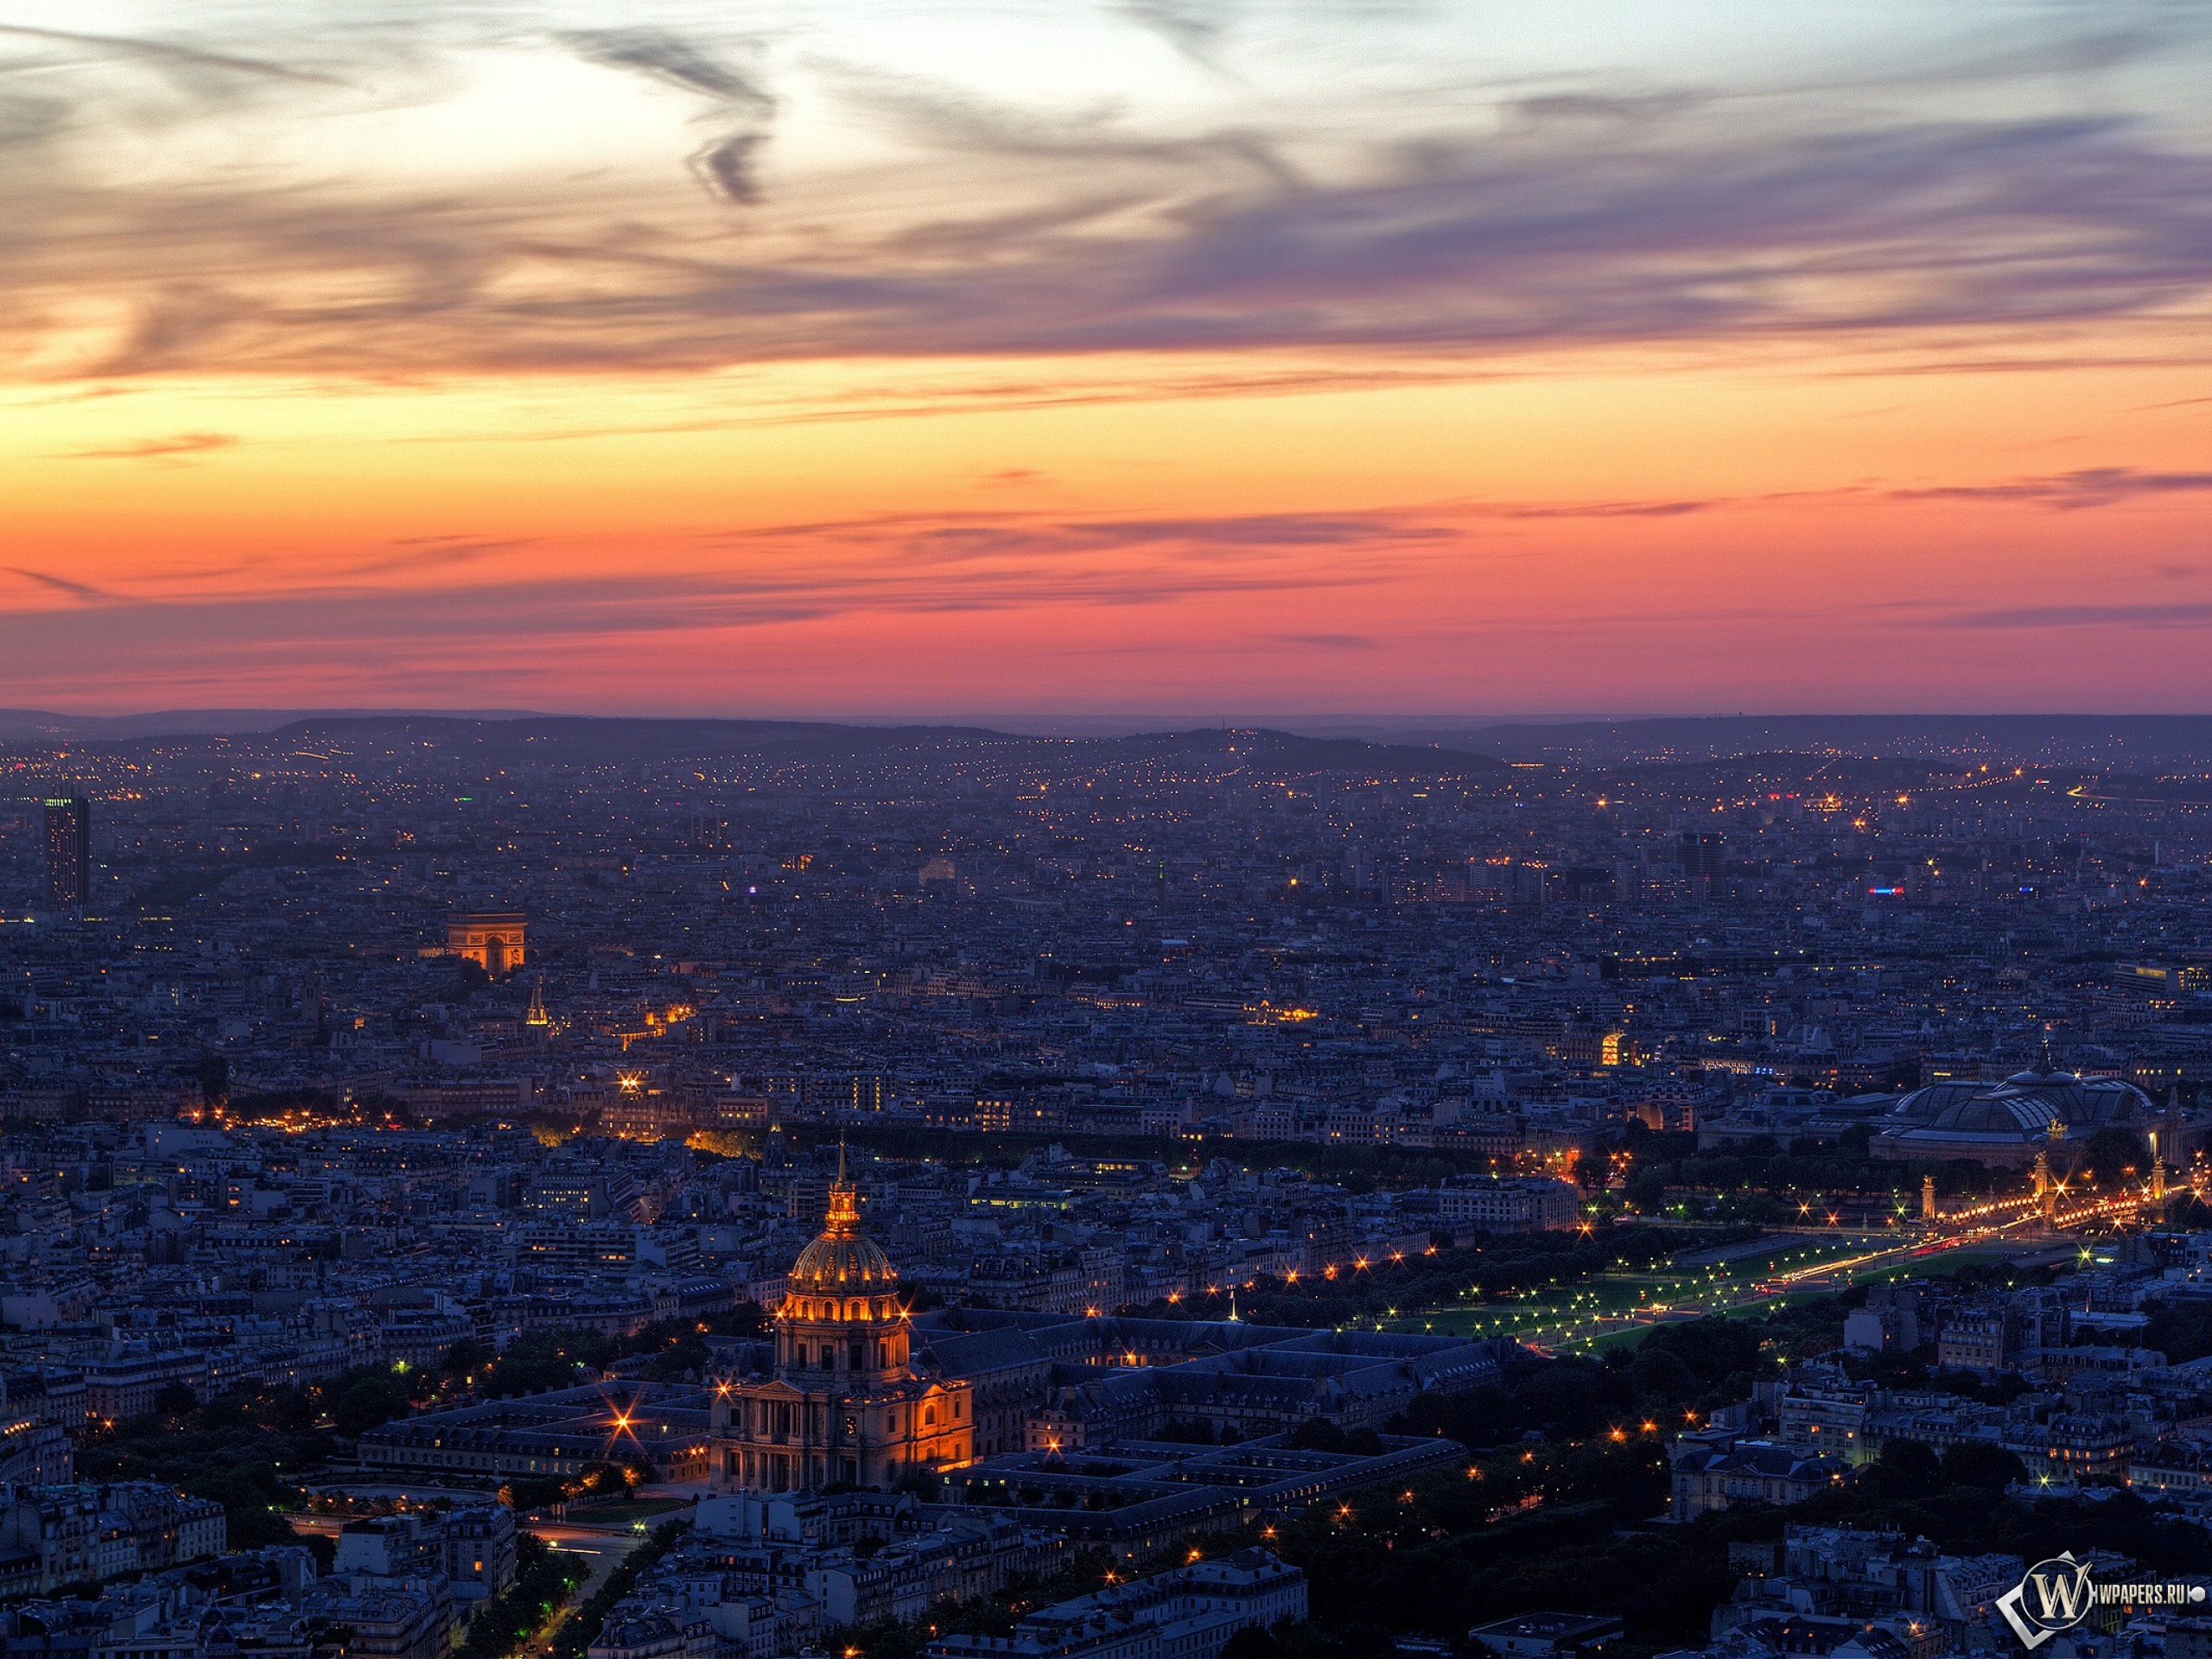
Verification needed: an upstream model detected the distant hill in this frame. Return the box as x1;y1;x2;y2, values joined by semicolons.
275;713;1001;763
1423;715;2212;768
269;715;1510;777
16;707;2212;771
1599;750;1974;790
1114;727;1507;775
0;707;537;741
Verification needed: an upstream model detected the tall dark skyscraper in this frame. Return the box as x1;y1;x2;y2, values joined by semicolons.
43;796;90;910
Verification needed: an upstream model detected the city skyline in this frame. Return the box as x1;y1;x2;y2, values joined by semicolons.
3;700;2211;1654
5;3;2212;715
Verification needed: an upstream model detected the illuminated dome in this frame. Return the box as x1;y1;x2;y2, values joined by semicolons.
772;1149;912;1382
715;1139;970;1498
791;1210;896;1289
787;1168;897;1293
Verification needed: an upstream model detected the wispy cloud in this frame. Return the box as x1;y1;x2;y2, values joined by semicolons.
563;29;772;110
710;505;1460;568
3;10;2209;379
5;567;122;604
1114;1;1236;73
562;28;777;206
1939;602;2212;631
1891;467;2212;509
54;430;238;460
0;23;342;86
0;559;1370;650
1271;632;1379;650
0;503;1429;646
343;537;536;575
1464;497;1717;520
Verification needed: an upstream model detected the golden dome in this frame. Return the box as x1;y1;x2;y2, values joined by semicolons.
790;1230;895;1289
788;1175;897;1291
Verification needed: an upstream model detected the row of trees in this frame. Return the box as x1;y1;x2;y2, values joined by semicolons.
1618;1122;2166;1224
453;1532;589;1659
79;1360;471;1548
551;1521;690;1659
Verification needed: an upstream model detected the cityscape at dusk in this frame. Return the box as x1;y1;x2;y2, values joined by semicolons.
7;6;2212;1659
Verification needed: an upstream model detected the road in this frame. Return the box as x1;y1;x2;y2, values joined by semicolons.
522;1522;655;1655
292;1510;670;1588
289;1514;657;1585
532;1522;651;1599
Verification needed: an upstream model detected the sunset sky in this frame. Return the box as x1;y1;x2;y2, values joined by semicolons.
3;3;2211;719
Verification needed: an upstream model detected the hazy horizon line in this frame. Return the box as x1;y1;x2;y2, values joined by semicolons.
16;705;2212;735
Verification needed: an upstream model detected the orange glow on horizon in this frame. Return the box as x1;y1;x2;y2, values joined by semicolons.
7;7;2212;713
11;351;2212;713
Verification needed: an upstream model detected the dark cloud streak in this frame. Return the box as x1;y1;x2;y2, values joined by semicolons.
5;567;122;604
0;23;343;85
1940;601;2212;630
1892;467;2212;509
344;538;536;575
563;27;775;207
0;558;1383;649
563;29;772;111
691;133;766;206
0;505;1422;646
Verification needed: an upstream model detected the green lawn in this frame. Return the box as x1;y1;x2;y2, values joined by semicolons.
1381;1232;1910;1348
565;1497;688;1527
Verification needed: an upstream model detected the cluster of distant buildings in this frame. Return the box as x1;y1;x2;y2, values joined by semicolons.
1703;1526;2104;1659
0;1500;514;1659
577;1493;1307;1659
10;716;2212;1228
1675;1231;2212;1521
1630;1237;2212;1659
0;1480;226;1599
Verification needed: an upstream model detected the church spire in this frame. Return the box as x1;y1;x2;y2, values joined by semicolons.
823;1134;860;1236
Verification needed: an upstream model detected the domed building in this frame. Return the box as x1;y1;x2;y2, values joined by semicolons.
710;1151;971;1492
1871;1057;2192;1167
